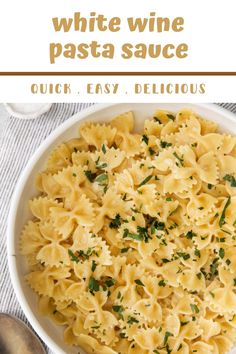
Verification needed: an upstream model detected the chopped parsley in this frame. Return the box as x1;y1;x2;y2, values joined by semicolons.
123;228;143;241
127;316;139;325
164;331;173;345
138;175;153;188
167;113;175;121
95;157;108;170
149;147;155;155
153;117;161;124
105;278;116;287
68;249;79;263
137;226;151;243
84;170;96;182
186;230;197;239
88;277;100;294
101;144;106;154
219;248;225;259
223;174;236;187
91;260;97;272
209;258;219;278
109;214;122;229
166;197;173;201
194;249;201;258
160;141;172;148
208;183;213;189
177;252;190;260
95;173;108;186
151;220;165;233
135;279;144;286
169;222;178;230
158;279;166;287
173;151;184;167
177;344;183;351
112;305;124;319
76;247;98;260
142;134;149;145
219;197;231;228
216;237;226;243
121;247;130;253
190;304;200;314
123;226;150;243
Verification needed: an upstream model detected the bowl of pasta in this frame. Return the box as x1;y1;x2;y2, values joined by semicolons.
7;103;236;354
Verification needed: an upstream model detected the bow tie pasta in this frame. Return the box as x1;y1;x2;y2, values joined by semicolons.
21;109;236;354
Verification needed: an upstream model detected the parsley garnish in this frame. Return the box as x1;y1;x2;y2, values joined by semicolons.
153;117;161;124
142;134;149;145
167;114;175;121
194;249;201;258
223;174;236;187
109;214;122;229
101;144;106;154
135;279;144;286
186;230;197;239
219;248;225;259
88;277;100;294
173;152;184;166
84;170;96;182
209;258;219;278
91;260;97;272
121;247;129;253
160;141;172;148
76;247;98;260
127;316;139;325
138;175;152;187
123;226;150;243
177;252;190;260
219;197;231;228
177;344;183;351
68;250;79;263
137;226;151;243
95;157;108;170
105;278;116;287
112;305;124;319
164;331;173;345
149;147;155;155
190;304;199;313
151;220;165;233
95;173;108;186
123;228;143;241
158;279;166;287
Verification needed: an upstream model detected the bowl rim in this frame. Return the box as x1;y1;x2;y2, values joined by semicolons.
7;103;236;354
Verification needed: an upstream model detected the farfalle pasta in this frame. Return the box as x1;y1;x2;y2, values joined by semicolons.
21;109;236;354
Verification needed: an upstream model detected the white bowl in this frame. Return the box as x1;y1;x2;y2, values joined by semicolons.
7;103;236;354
